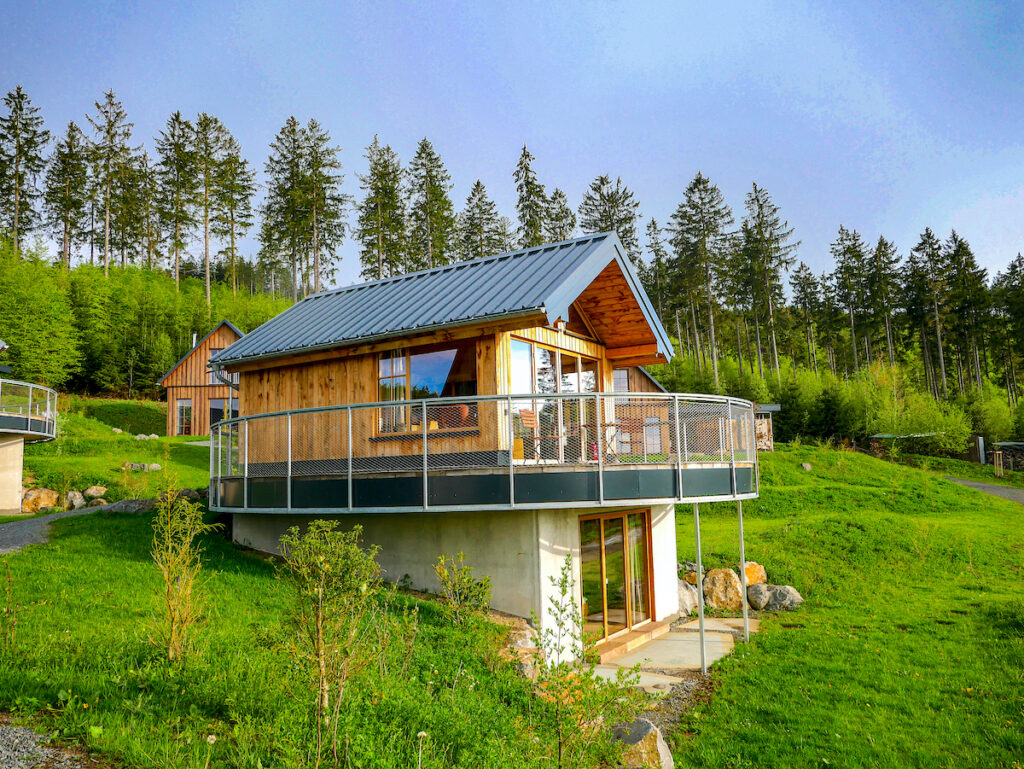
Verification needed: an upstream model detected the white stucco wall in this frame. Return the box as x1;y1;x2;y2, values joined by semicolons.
0;435;24;514
233;502;680;633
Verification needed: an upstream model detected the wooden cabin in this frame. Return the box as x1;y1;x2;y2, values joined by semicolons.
159;320;242;437
208;234;758;647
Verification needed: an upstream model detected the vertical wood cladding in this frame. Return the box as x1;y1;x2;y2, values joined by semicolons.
162;323;241;436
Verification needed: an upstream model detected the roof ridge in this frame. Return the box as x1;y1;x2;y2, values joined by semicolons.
304;232;612;301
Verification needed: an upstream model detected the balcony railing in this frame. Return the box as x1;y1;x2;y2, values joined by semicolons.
209;391;759;513
0;378;58;441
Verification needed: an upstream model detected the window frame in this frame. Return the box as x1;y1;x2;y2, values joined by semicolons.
176;398;193;436
375;340;480;437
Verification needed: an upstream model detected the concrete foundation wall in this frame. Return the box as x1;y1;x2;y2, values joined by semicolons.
0;435;24;514
233;501;680;632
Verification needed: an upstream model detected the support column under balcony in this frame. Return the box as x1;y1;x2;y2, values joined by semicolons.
0;434;25;515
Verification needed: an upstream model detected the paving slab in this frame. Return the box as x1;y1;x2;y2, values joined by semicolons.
593;665;683;688
677;617;760;634
610;631;735;671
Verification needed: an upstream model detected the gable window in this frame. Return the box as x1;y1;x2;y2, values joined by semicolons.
377;340;478;433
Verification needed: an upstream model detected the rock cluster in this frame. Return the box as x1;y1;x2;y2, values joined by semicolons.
132;433;160;441
676;560;804;614
122;462;162;472
18;484;202;514
612;718;674;768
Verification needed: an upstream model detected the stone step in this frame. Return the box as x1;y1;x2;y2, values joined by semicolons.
597;620;673;664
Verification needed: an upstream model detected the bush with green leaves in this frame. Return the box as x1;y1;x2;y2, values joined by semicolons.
434;551;492;624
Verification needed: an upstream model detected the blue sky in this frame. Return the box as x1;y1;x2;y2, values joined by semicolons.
5;0;1024;289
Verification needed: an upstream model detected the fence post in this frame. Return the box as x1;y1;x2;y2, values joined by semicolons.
286;413;293;511
422;401;429;510
738;499;750;642
507;396;516;507
693;502;707;675
347;406;354;511
729;404;737;496
596;393;604;505
209;424;215;505
674;396;683;500
243;420;249;510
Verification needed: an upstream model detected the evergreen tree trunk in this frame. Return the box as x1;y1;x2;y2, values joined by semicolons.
848;307;859;371
753;311;764;379
230;214;237;295
674;310;682;358
884;313;895;368
736;318;744;377
933;298;948;398
706;284;719;390
204;181;211;308
313;200;321;294
104;180;111;276
173;222;180;289
690;302;704;375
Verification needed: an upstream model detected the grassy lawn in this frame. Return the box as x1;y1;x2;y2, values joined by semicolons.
674;445;1024;768
22;397;209;502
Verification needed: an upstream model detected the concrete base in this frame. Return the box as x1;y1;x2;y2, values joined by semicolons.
233;501;680;637
0;434;25;515
611;631;736;671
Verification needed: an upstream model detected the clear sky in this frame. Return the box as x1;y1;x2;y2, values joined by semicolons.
4;0;1024;289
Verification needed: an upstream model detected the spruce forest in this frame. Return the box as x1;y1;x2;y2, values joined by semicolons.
1;85;1022;452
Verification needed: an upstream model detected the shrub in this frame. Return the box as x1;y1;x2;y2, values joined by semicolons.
150;487;220;661
434;552;492;624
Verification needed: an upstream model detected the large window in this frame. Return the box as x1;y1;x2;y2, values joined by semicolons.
377;340;478;433
176;399;193;436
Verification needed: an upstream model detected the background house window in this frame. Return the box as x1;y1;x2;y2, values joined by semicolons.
209;397;238;427
377;341;478;433
176;399;192;436
613;368;629;393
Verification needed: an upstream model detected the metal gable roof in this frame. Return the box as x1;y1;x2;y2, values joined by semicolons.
211;233;674;367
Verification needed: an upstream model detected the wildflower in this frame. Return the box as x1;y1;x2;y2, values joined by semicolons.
417;731;428;739
207;735;217;745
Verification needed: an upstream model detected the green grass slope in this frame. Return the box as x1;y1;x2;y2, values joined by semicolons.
23;397;208;502
676;445;1024;768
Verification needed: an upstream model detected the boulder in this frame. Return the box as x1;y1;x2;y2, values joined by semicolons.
681;561;699;585
703;568;744;611
22;488;59;513
88;498;108;507
747;583;804;612
148;434;159;440
84;485;107;499
106;498;156;513
64;489;87;511
112;427;122;434
800;462;812;472
678;580;699;616
134;434;147;441
509;625;538;650
739;561;767;586
148;463;162;472
612;718;673;769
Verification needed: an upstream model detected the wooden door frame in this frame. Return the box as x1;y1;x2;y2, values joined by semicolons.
578;508;654;642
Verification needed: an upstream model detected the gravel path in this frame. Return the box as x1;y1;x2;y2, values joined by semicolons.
0;499;155;556
0;718;90;769
947;477;1024;505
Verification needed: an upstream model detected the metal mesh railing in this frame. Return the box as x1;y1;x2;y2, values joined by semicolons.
0;378;58;440
209;391;758;510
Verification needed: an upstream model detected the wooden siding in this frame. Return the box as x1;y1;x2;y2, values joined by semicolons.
162;323;241;436
574;261;665;365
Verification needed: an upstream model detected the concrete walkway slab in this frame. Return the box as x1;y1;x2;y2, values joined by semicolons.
677;617;760;634
611;631;735;671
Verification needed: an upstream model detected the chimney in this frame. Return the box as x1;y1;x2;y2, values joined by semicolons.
192;332;198;348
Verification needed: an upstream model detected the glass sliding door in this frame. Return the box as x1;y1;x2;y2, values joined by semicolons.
579;509;652;641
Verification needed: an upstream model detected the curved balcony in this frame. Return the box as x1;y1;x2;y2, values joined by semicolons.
0;378;58;442
209;392;759;513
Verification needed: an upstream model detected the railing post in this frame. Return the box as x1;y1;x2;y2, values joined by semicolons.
719;416;725;461
243;420;249;509
215;425;222;508
347;406;354;511
738;499;750;643
729;403;737;496
286;413;293;511
27;386;32;423
674;395;683;500
693;502;707;675
595;393;604;505
507;396;516;507
209;424;215;505
422;401;429;510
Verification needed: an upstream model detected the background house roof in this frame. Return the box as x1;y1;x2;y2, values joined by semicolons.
159;320;243;387
212;233;673;367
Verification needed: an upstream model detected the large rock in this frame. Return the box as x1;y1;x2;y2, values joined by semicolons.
703;568;744;611
681;561;699;585
112;427;122;434
147;463;162;472
22;488;59;513
159;488;201;503
87;498;108;507
678;580;699;616
800;462;812;472
747;584;804;612
64;490;87;510
739;561;767;586
105;498;156;513
612;718;673;768
84;485;107;499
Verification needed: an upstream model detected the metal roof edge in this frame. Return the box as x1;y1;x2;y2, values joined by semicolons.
160;319;244;386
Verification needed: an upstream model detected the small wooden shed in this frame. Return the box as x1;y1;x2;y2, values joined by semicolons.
159;321;242;437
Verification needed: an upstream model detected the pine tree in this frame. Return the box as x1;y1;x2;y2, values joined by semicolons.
944;231;988;391
740;183;798;379
642;218;669;321
155;111;197;287
193;113;229;307
790;262;821;374
544;187;576;242
910;227;949;398
86;90;134;276
829;225;868;370
261;117;308;300
43;121;90;268
406;137;456;270
354;136;405;281
667;172;734;390
577;174;641;265
514;144;547;248
457;180;504;261
135;152;161;270
868;236;901;367
302;119;349;293
212;134;256;295
0;86;50;252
